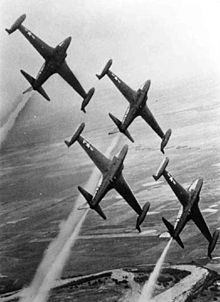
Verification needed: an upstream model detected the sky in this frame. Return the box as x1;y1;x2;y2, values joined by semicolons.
1;0;220;120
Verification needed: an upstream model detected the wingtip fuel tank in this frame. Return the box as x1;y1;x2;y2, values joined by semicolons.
160;129;172;153
153;157;169;181
96;59;113;79
208;230;219;259
5;14;26;34
136;202;150;232
81;87;95;113
64;123;85;147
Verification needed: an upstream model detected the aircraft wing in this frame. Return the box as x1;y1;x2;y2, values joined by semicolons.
58;61;87;98
114;175;142;215
140;106;164;139
19;25;54;60
107;70;137;104
78;137;112;174
191;205;213;243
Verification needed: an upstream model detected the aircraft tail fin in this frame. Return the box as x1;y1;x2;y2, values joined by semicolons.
81;88;95;113
109;113;134;142
136;202;150;232
78;186;106;220
96;59;113;79
64;123;85;148
20;69;50;101
5;14;26;34
153;157;169;181
160;129;172;153
162;217;184;249
208;230;219;259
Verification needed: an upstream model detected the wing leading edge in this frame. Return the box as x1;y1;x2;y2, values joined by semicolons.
19;25;53;60
114;174;142;215
58;61;87;98
191;205;213;243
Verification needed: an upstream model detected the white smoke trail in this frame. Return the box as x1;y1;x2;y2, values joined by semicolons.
0;93;32;147
138;206;183;301
19;134;121;302
138;238;172;302
32;209;89;302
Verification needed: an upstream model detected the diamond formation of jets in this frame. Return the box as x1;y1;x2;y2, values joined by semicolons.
96;59;172;153
5;14;95;112
5;14;218;261
65;123;150;232
153;157;219;258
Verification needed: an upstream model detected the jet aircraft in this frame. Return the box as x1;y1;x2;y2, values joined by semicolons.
65;123;150;231
5;14;94;112
153;157;219;258
96;59;171;153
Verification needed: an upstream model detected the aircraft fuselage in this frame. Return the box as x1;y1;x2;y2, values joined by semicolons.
89;155;124;208
105;156;124;183
33;56;66;89
19;24;71;89
173;178;203;237
120;80;151;132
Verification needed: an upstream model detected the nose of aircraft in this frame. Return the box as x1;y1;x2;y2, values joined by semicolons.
64;36;72;48
119;144;129;159
141;79;151;92
145;79;151;90
58;36;72;51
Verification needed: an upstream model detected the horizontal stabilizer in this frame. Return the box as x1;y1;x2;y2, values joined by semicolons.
208;230;219;259
162;217;184;249
37;86;50;101
64;123;85;147
78;186;93;203
153;157;169;181
78;186;106;220
160;129;172;153
96;59;113;79
5;14;26;34
109;113;134;142
21;69;35;85
81;87;95;113
20;70;50;101
136;202;150;232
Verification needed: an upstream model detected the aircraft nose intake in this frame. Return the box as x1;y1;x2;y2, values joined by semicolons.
66;36;72;45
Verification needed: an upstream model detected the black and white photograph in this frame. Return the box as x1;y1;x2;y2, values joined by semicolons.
0;0;220;301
